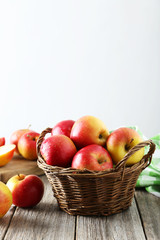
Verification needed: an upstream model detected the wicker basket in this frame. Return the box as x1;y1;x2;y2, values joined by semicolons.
37;127;155;216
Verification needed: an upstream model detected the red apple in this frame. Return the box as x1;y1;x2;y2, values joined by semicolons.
106;127;144;166
0;144;16;167
51;120;75;138
0;137;5;147
10;129;31;154
0;181;12;218
6;174;44;208
40;135;77;167
18;131;40;160
70;115;109;149
71;144;113;171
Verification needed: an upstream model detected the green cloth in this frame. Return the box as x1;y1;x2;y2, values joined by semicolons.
129;126;160;198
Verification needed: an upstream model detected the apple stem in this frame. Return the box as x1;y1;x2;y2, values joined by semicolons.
98;159;106;164
27;124;32;129
125;138;134;151
99;134;103;139
130;138;134;144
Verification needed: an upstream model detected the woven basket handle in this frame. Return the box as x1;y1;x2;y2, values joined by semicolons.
36;127;52;154
115;140;156;171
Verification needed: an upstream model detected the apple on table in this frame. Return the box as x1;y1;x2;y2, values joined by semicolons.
0;137;5;147
106;127;144;166
0;144;16;167
10;129;31;154
71;144;113;171
18;131;40;160
0;181;12;218
6;174;44;208
70;115;109;149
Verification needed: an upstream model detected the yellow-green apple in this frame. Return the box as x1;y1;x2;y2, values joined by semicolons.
10;129;31;154
0;181;12;218
70;115;109;149
6;174;44;208
0;144;16;167
0;137;5;147
71;144;113;171
106;127;144;166
40;135;77;167
51;120;75;138
18;131;40;160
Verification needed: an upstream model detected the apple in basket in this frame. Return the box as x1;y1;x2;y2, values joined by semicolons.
70;115;109;149
40;135;77;167
51;120;75;138
6;174;44;208
106;127;144;166
71;144;113;171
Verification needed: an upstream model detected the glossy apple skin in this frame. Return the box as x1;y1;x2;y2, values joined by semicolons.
10;129;30;154
71;144;113;171
51;120;75;138
40;135;77;167
6;174;44;208
18;131;40;160
0;137;5;147
0;144;16;167
70;116;109;149
0;181;12;218
106;127;144;166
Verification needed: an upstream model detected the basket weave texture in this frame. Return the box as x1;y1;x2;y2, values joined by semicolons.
37;127;155;216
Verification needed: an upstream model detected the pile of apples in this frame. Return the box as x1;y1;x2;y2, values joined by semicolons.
40;115;144;170
0;129;43;218
0;174;44;218
0;129;40;167
10;129;40;160
0;115;144;218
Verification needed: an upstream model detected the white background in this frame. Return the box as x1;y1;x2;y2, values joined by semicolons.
0;0;160;142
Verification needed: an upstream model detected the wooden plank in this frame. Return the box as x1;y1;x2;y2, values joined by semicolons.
135;189;160;240
0;155;44;183
3;176;76;240
0;205;16;240
0;173;16;240
76;198;146;240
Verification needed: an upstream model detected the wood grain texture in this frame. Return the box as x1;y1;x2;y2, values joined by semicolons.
76;198;146;240
0;154;44;183
135;189;160;240
3;176;76;240
0;205;16;240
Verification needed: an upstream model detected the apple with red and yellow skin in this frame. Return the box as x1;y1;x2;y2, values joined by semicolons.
51;120;75;138
40;135;77;167
71;144;113;171
70;116;109;149
18;131;40;160
0;144;16;167
106;127;144;166
6;174;44;208
0;137;5;147
0;181;12;218
10;129;31;154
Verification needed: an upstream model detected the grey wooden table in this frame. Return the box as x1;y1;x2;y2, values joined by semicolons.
0;175;160;240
